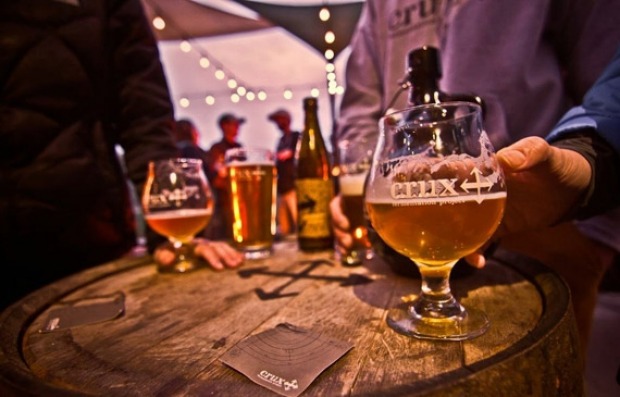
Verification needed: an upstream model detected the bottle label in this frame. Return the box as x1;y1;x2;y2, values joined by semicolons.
296;178;333;238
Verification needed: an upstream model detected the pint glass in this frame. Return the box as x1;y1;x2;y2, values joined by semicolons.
225;147;277;259
337;139;374;265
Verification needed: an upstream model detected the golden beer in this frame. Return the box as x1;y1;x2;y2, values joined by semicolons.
145;208;212;243
366;192;506;267
339;173;371;263
229;163;277;256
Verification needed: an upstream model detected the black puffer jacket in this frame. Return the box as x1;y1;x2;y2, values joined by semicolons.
0;0;178;302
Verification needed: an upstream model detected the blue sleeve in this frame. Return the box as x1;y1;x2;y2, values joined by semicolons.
548;45;620;155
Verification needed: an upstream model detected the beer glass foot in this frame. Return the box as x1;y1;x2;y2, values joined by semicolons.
157;242;204;274
157;259;202;274
386;302;489;341
341;248;374;266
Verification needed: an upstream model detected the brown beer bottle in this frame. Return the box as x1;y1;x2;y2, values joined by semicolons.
407;45;484;108
295;97;334;251
370;46;485;277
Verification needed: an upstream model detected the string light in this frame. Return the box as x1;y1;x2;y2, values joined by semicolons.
152;16;166;30
319;2;341;99
179;40;192;52
199;57;210;68
324;31;335;44
151;6;341;106
319;7;330;22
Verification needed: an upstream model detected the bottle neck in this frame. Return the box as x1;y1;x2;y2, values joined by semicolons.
408;77;442;105
303;107;322;141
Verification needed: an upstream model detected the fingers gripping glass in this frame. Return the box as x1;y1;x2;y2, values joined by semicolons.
142;158;213;273
365;102;506;340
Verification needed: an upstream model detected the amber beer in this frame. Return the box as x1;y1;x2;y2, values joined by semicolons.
145;209;212;243
339;172;372;264
228;157;277;259
366;192;506;267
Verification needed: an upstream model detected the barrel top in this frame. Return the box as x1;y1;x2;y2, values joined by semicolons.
0;240;582;396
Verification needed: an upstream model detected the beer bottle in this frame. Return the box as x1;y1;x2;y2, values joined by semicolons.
407;45;484;110
295;97;334;251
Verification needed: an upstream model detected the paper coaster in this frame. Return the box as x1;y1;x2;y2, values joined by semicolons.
220;323;353;396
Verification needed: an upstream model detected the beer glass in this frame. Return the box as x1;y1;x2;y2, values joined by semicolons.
142;158;213;273
225;147;277;259
337;139;374;265
365;102;506;340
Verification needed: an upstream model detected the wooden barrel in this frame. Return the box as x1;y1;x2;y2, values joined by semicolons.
0;239;584;396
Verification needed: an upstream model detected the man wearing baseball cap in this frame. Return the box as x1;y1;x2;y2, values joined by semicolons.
268;108;300;236
205;113;245;239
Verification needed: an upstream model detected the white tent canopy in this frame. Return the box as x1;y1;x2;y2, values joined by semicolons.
142;0;364;151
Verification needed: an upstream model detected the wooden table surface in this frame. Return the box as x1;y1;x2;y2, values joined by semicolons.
0;238;584;396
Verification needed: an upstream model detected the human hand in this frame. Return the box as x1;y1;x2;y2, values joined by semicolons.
277;149;294;161
465;136;592;267
215;162;228;178
329;195;354;255
154;238;244;270
495;136;591;235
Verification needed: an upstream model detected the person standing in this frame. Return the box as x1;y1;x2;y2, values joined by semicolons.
0;0;177;308
174;118;210;176
331;0;620;354
205;113;245;240
268;109;300;236
0;0;245;309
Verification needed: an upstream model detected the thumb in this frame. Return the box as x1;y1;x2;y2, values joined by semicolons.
497;136;550;172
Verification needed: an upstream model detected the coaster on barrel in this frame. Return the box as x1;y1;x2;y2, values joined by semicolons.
39;292;126;333
219;323;353;397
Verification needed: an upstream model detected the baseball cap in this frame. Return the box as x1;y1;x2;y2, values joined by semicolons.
268;109;291;121
218;113;246;126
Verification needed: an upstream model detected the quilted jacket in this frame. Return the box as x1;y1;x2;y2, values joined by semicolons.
0;0;177;281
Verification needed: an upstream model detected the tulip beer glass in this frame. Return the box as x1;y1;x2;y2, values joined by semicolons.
225;147;277;259
142;158;213;273
365;102;506;340
337;138;374;265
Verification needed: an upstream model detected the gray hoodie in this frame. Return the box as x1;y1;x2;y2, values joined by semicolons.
337;0;620;251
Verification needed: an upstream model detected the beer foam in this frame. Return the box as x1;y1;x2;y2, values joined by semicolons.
366;191;506;205
145;208;212;219
339;173;367;195
227;160;274;167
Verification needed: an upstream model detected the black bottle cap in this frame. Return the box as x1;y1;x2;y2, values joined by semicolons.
303;96;318;108
407;46;442;79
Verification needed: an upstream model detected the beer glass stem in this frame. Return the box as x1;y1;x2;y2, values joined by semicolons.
159;239;199;273
413;260;464;319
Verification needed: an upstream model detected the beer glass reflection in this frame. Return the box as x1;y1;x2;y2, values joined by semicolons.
338;139;374;265
365;102;506;340
142;158;213;273
225;147;277;259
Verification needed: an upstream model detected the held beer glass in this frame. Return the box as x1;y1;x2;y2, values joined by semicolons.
337;139;374;265
142;158;213;273
365;102;506;340
225;147;277;259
